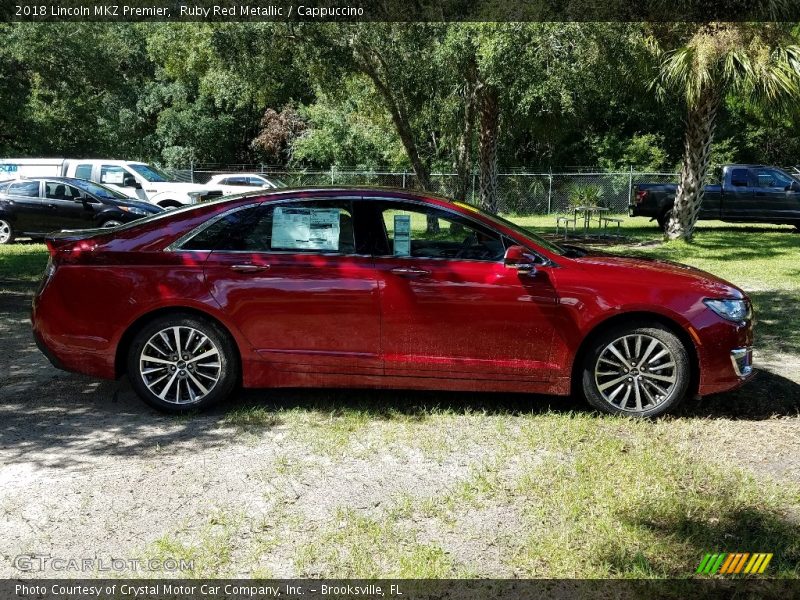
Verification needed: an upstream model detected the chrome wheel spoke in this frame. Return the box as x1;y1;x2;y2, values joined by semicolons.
595;333;677;414
140;325;222;405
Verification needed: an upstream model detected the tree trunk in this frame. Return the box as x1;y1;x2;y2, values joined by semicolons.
666;91;719;241
453;57;477;204
478;85;500;213
351;43;437;232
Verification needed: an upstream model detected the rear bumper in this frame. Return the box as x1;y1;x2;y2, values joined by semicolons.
31;290;117;380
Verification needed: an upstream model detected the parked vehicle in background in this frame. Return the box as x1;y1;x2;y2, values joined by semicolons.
0;159;223;209
32;187;754;418
205;173;287;195
0;177;162;244
631;164;800;231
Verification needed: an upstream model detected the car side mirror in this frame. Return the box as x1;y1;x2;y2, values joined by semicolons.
504;245;537;274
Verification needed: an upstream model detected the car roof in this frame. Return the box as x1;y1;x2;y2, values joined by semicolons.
217;185;457;204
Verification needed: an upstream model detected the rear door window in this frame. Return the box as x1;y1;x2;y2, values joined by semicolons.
182;200;357;254
8;181;40;197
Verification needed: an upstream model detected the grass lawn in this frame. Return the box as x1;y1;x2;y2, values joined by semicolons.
2;218;799;578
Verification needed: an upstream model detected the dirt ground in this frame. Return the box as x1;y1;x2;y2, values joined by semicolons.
1;282;799;578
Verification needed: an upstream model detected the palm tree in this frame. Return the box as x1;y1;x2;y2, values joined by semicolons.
655;23;800;241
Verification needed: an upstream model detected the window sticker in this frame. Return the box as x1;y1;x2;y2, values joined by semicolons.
272;207;340;251
393;214;411;256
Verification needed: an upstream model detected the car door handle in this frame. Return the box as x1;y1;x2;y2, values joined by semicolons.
390;266;430;277
231;264;269;273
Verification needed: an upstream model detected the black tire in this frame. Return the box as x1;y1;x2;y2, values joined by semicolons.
127;313;239;414
0;218;15;245
101;219;123;228
581;322;690;418
158;200;182;210
656;209;672;232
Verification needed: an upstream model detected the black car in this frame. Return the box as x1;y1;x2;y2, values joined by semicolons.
0;177;163;244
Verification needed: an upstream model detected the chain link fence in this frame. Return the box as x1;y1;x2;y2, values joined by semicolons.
168;166;679;215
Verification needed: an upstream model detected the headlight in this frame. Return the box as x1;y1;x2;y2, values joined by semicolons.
120;206;148;216
704;298;752;322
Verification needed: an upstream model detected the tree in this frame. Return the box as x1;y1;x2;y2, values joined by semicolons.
655;23;800;241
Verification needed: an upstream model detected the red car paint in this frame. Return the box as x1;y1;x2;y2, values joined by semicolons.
31;188;753;399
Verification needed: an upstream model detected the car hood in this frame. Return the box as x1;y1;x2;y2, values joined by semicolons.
572;253;745;299
103;198;163;213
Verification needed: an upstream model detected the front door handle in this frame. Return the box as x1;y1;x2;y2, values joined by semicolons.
231;263;269;273
390;266;430;277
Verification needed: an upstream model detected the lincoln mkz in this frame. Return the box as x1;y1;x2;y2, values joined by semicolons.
32;188;754;416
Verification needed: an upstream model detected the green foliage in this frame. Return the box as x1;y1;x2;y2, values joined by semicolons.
567;183;604;209
3;22;800;176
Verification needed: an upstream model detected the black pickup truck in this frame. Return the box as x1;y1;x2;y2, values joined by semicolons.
630;164;800;231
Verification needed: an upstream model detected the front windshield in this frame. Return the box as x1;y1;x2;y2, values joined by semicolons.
72;179;131;200
128;163;170;182
461;204;566;256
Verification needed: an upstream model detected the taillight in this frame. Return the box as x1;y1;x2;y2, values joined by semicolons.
634;189;649;204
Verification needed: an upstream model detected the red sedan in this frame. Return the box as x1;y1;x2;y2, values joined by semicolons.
31;188;754;417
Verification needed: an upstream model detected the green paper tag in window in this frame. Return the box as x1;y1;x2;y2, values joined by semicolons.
393;214;411;256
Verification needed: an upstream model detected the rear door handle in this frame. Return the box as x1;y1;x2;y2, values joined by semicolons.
231;263;269;273
390;266;430;277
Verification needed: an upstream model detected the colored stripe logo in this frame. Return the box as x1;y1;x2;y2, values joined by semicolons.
696;553;773;575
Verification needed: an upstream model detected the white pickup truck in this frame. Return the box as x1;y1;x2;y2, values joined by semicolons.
0;159;223;209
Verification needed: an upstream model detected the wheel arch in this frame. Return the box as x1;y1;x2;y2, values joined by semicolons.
115;305;243;380
569;310;700;397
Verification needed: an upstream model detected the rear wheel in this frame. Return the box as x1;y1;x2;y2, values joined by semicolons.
581;323;690;417
101;219;123;228
127;314;238;413
0;219;14;245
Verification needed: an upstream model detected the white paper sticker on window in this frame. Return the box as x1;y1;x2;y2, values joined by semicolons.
393;214;411;256
272;207;340;251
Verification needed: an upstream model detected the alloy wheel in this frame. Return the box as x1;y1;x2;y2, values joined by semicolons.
139;326;222;405
594;333;678;413
103;220;123;228
0;220;12;244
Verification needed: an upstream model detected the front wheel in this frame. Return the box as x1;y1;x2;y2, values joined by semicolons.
127;314;239;413
581;323;690;417
0;219;14;245
101;220;123;228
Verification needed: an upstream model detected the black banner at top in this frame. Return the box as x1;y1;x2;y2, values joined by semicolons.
3;0;800;22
